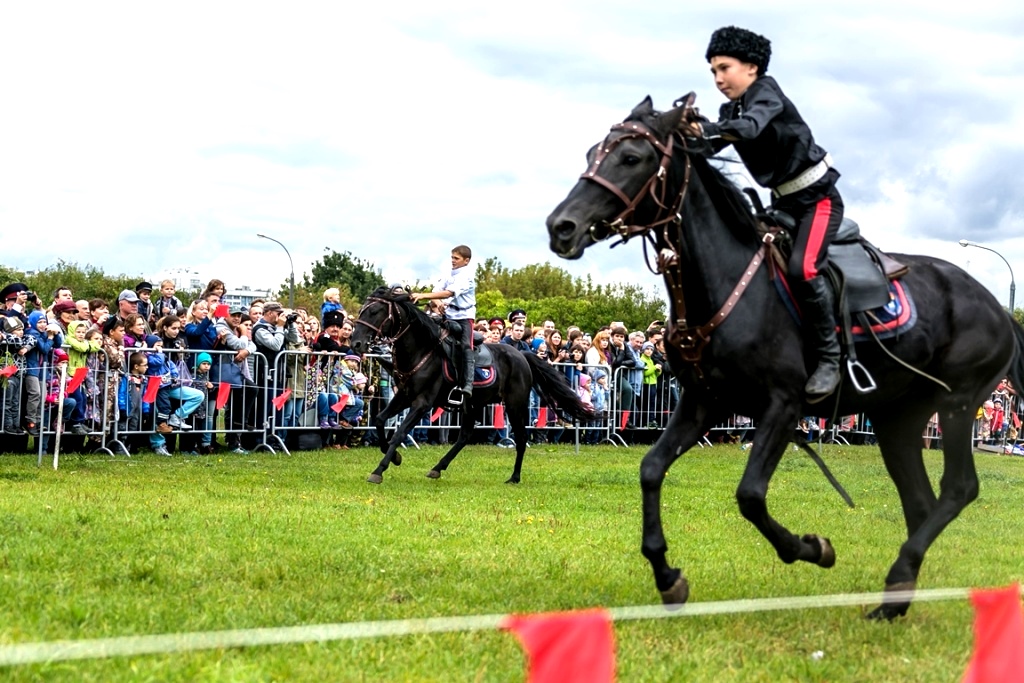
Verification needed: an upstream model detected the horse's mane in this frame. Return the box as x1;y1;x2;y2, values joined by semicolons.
366;286;442;345
683;142;761;244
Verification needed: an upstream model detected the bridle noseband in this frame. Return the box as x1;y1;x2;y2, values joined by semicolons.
353;296;410;344
579;119;693;257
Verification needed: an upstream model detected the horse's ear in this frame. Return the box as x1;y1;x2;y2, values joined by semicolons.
629;95;655;118
672;91;697;110
652;100;689;138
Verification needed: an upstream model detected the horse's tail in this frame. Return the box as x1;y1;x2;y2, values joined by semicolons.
521;352;595;421
1006;313;1024;391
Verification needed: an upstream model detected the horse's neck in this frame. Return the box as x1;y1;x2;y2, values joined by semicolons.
670;181;763;325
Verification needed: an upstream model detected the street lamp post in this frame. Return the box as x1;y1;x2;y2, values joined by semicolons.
959;239;1015;314
256;233;295;308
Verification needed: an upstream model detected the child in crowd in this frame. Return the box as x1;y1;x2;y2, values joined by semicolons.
332;371;369;450
119;351;149;452
1;317;37;434
44;348;78;439
23;311;57;436
640;341;662;428
65;319;101;434
585;369;610;444
337;354;364;429
154;279;185;321
321;287;346;324
192;352;214;454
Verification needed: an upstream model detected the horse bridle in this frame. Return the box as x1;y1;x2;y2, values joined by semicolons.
353;296;435;385
581;115;772;371
580;119;693;254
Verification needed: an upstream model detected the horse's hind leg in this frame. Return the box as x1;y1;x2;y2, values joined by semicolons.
503;402;530;484
735;401;836;568
867;409;978;620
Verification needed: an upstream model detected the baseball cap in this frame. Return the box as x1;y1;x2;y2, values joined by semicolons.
263;302;284;313
117;289;139;303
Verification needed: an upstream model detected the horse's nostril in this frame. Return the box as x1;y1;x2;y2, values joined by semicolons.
553;219;577;238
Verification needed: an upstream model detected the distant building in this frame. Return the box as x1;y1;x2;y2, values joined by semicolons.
153;268;205;295
221;285;272;311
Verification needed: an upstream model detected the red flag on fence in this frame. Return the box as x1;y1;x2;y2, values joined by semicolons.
537;407;548;427
216;382;232;410
66;367;89;394
271;388;292;410
619;409;631;432
430;407;445;423
494;405;505;429
143;375;162;403
502;608;616;683
963;583;1024;682
0;365;17;378
331;394;348;413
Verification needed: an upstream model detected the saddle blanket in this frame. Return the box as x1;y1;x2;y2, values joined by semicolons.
776;278;917;341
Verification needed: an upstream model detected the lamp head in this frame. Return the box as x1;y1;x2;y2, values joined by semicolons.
958;239;970;247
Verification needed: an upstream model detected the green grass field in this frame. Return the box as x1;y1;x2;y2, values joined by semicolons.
0;442;1021;682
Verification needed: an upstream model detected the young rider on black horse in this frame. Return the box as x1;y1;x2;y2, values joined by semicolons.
683;26;844;402
411;244;476;404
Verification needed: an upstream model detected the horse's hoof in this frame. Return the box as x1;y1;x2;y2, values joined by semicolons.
393;452;402;466
865;580;915;620
866;602;909;621
426;470;441;479
366;474;383;484
660;575;690;610
803;534;836;568
505;477;521;484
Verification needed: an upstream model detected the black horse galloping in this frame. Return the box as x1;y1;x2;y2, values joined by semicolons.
546;95;1024;619
350;286;592;485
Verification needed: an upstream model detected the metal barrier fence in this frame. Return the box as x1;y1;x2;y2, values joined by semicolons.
3;343;1022;464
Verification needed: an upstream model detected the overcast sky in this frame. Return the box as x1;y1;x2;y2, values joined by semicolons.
2;2;1024;308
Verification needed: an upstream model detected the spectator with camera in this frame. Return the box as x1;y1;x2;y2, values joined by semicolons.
251;302;302;431
1;283;35;327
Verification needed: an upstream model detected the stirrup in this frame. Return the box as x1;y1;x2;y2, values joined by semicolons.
846;359;877;394
447;387;464;405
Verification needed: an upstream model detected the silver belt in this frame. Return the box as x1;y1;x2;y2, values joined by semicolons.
772;153;833;198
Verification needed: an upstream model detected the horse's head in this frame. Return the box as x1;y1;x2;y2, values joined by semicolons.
350;285;414;354
546;94;696;259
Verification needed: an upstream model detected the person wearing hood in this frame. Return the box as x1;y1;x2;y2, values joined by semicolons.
1;316;36;435
23;311;58;436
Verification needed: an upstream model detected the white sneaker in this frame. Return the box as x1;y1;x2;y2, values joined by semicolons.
167;414;193;430
153;446;172;456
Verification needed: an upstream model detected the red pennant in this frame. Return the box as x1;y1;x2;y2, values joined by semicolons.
430;407;444;423
502;609;616;683
963;583;1024;682
213;304;229;318
66;367;89;394
143;375;162;403
331;394;349;413
216;382;232;410
619;409;631;431
537;407;548;427
0;365;16;378
494;405;505;429
272;388;292;410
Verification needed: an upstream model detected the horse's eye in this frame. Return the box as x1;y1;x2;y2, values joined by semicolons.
622;154;641;166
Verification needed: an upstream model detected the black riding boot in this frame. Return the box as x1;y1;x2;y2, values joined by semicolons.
799;276;841;402
461;351;475;399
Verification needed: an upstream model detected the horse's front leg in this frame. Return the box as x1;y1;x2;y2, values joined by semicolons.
641;396;714;607
736;398;835;568
373;389;413;464
426;403;475;480
367;398;431;484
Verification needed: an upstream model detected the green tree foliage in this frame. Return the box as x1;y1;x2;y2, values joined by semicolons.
289;249;387;315
6;261;138;308
472;259;666;334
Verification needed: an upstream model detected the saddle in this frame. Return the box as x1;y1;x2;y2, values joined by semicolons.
748;190;910;394
437;320;494;369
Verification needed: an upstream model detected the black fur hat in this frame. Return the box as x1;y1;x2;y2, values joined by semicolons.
323;309;346;329
705;26;771;74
